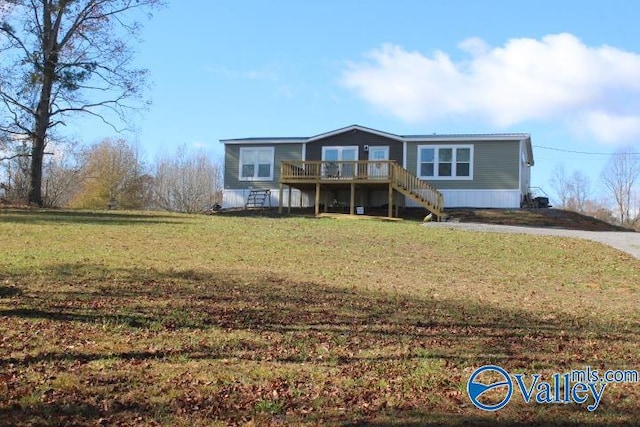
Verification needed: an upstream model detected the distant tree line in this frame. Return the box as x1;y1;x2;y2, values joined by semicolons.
550;147;640;229
3;136;639;227
0;138;222;213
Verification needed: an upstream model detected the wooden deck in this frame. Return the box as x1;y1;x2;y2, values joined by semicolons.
279;160;444;219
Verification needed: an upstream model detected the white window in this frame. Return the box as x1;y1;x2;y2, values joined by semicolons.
418;145;473;180
239;147;274;181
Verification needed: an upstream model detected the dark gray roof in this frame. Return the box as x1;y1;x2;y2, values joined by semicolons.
220;136;306;143
404;133;530;139
221;124;530;144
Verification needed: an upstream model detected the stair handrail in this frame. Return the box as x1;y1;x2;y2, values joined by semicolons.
390;163;443;214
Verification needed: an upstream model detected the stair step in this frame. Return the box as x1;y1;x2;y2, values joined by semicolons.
245;190;272;208
388;163;444;218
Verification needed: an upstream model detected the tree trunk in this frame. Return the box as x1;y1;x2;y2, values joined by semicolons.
28;134;46;206
27;1;56;207
28;87;54;207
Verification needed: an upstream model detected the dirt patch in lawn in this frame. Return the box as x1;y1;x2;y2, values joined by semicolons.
441;208;631;232
214;207;631;232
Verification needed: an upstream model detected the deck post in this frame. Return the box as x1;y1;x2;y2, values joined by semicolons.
388;183;393;218
350;182;355;215
395;192;399;217
315;182;320;216
288;185;292;214
278;183;284;214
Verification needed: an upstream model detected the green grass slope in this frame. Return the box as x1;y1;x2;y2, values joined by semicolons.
0;209;638;426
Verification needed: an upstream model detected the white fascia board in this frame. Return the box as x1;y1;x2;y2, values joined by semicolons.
220;138;306;145
522;136;534;166
306;124;405;143
404;134;530;142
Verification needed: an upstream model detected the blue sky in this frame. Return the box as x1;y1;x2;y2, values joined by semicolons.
73;1;640;203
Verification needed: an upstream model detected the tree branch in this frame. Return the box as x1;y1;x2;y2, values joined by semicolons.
1;152;54;162
0;153;30;161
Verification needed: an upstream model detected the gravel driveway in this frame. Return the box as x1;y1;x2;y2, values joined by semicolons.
423;222;640;259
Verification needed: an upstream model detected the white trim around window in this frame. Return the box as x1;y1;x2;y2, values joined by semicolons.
417;145;473;180
239;146;275;181
321;146;359;162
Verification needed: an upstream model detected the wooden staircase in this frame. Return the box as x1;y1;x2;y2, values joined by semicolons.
245;190;272;209
390;163;444;220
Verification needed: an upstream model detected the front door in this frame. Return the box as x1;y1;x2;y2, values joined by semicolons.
368;146;389;178
322;146;358;178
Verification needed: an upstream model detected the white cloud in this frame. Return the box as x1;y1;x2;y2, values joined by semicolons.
205;64;295;99
458;37;490;58
571;111;640;144
342;33;640;144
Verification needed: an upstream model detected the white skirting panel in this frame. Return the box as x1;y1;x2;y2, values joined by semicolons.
225;188;522;209
405;189;522;209
222;189;311;209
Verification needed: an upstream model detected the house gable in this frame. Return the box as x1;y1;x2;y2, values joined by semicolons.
306;124;404;143
305;128;404;162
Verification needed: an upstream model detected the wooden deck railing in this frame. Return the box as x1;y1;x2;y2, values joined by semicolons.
281;160;396;181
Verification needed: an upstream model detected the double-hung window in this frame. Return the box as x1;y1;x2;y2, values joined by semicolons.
418;145;473;179
239;147;274;181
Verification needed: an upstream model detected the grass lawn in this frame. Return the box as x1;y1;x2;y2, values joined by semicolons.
0;209;639;426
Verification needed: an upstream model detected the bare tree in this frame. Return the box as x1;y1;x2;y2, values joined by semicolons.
583;199;617;225
1;141;31;204
550;163;571;208
41;143;80;207
1;136;76;205
601;148;640;225
566;170;591;213
153;146;223;213
630;192;640;230
550;164;591;213
0;0;164;206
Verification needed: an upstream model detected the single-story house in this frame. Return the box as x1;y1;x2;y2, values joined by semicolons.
221;125;534;218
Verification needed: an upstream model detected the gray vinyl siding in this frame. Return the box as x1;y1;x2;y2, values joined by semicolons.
406;140;520;190
305;130;403;161
224;143;303;189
